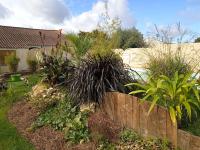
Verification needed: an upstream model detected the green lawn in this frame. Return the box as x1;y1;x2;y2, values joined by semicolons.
0;74;41;150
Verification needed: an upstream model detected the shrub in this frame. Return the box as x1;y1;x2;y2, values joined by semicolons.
70;53;134;104
146;50;192;79
117;28;146;49
28;85;65;111
194;37;200;43
66;34;93;59
27;59;38;72
40;53;75;86
5;54;20;72
127;72;200;125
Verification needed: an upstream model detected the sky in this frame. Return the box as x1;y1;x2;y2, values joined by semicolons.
0;0;200;36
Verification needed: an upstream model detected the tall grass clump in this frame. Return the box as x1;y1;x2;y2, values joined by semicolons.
146;49;192;79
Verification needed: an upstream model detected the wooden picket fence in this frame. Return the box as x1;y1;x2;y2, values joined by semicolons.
102;92;200;150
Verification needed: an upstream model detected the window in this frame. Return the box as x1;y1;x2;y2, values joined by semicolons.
0;50;16;66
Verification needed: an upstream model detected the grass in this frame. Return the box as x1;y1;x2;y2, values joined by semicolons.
0;74;41;150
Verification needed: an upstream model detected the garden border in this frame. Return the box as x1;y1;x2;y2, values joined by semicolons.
102;92;200;150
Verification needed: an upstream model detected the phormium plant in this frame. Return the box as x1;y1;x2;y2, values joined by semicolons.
70;53;135;104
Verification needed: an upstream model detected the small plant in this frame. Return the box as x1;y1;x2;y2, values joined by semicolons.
97;138;116;150
27;59;38;72
0;79;8;92
28;86;65;111
5;54;20;72
120;128;140;143
127;72;200;125
70;53;134;104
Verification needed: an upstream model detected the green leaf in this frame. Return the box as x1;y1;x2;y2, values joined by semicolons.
169;107;176;124
148;96;159;115
129;90;146;95
183;101;192;121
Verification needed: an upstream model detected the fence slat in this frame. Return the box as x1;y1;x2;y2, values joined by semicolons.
139;101;150;137
125;95;133;128
166;112;177;147
157;106;167;138
132;96;140;132
116;93;126;126
147;105;158;137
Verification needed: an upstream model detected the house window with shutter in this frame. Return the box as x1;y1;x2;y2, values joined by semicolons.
0;50;16;66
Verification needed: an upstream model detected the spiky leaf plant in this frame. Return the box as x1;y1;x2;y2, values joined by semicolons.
40;53;75;86
70;53;134;104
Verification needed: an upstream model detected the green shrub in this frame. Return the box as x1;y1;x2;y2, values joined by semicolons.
194;37;200;43
70;52;134;104
40;53;75;86
27;59;38;72
5;54;20;72
117;28;146;49
127;72;200;125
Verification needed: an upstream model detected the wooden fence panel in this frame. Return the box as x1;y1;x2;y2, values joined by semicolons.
189;135;200;150
177;129;191;150
132;96;140;132
103;92;178;147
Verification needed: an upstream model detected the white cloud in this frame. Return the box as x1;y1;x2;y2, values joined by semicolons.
0;0;135;33
63;0;135;32
0;3;11;18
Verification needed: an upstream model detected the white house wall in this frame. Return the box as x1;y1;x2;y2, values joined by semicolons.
0;46;54;73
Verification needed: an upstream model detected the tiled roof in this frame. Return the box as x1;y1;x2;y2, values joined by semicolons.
0;25;64;49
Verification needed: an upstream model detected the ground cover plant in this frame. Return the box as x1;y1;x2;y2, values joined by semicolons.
96;128;173;150
0;74;41;150
32;95;91;145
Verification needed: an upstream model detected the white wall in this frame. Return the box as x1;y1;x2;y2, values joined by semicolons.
116;43;200;71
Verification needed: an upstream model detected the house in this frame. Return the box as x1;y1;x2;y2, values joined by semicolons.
0;25;66;73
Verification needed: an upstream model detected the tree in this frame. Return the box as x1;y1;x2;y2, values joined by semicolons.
117;28;146;49
194;37;200;43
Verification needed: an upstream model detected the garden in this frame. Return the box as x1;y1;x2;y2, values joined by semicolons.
0;16;200;150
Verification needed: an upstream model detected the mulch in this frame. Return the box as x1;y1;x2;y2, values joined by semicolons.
7;100;96;150
8;100;66;150
8;100;125;150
